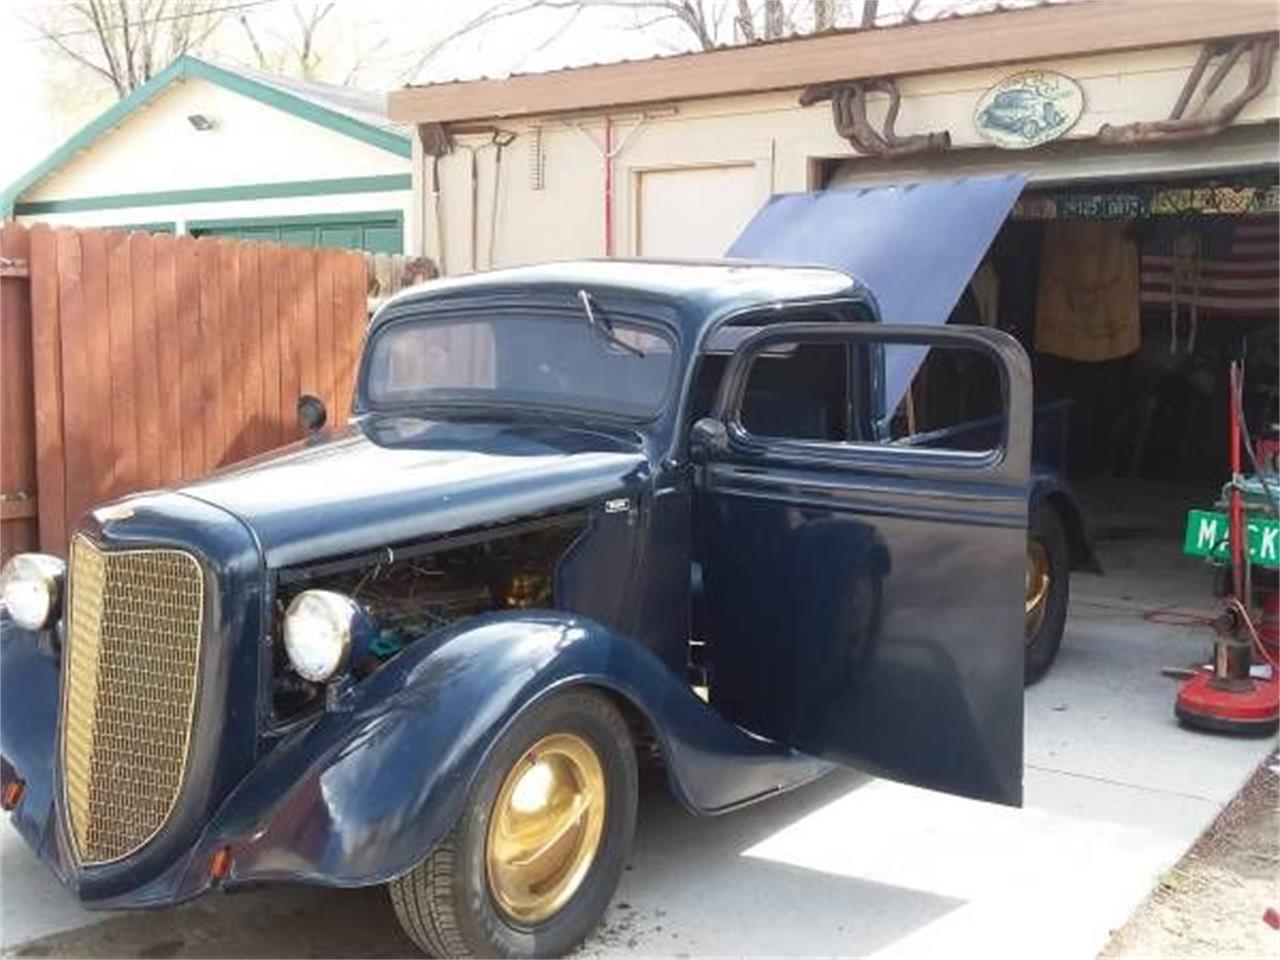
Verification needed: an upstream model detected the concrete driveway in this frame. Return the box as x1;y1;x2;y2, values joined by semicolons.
2;529;1274;958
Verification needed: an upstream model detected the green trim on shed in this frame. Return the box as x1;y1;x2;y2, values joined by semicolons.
102;221;176;234
13;175;411;215
1;55;410;216
189;209;404;254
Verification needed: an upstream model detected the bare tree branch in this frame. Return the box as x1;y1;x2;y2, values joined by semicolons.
35;0;233;98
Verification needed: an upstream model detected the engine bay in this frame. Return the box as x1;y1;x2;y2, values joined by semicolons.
270;516;586;723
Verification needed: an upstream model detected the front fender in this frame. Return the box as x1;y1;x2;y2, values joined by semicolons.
180;611;828;893
1031;473;1101;574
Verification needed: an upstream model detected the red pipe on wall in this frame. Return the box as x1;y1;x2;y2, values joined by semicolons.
603;116;614;257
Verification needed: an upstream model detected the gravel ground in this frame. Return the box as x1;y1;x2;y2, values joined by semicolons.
1102;750;1280;960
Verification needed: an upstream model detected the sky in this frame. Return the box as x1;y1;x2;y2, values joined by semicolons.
0;0;1010;189
0;0;703;185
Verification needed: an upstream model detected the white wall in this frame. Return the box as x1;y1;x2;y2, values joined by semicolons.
24;76;408;200
414;42;1280;270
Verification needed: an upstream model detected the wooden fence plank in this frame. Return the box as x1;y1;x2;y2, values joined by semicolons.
27;227;65;553
278;245;300;440
81;229;114;505
105;230;137;498
153;233;182;485
175;236;203;479
0;224;38;559
57;230;92;532
219;241;244;465
258;243;282;449
130;232;161;494
332;250;354;413
239;243;265;456
295;248;319;405
196;238;224;471
315;248;335;418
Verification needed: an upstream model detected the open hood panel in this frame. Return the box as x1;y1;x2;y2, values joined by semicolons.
727;175;1027;414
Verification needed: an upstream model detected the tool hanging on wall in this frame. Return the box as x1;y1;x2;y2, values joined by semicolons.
455;129;517;272
568;115;649;256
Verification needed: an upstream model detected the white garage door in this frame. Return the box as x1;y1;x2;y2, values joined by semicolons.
636;163;762;259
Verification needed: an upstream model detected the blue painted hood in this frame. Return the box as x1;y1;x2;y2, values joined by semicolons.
181;417;648;568
728;175;1027;414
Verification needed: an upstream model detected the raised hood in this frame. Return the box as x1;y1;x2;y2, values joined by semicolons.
181;418;648;569
727;174;1027;415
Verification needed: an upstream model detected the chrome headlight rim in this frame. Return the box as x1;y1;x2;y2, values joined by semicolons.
282;589;362;683
0;553;66;631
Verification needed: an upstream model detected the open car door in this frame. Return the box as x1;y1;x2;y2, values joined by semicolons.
694;323;1030;806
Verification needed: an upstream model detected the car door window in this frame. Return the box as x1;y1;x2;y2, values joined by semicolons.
737;342;850;441
734;338;1006;460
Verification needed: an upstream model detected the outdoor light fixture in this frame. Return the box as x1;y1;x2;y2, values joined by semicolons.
187;113;216;131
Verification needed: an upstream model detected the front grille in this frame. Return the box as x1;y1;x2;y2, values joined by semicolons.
62;535;204;865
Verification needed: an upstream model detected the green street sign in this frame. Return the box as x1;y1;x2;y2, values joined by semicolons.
1183;509;1280;567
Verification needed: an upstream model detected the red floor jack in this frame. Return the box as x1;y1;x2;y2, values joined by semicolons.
1175;362;1280;735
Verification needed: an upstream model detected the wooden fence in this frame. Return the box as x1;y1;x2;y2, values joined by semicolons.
0;222;371;559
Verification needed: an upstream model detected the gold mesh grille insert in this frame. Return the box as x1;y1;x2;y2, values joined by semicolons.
62;535;204;865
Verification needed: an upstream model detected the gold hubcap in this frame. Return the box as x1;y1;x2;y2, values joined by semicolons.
1025;537;1051;643
485;733;606;925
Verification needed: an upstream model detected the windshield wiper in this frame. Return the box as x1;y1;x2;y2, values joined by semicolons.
577;289;645;358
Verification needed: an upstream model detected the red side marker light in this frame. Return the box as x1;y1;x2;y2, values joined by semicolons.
209;846;233;881
1;780;24;811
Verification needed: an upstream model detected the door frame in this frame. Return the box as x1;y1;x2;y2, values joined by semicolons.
708;322;1031;487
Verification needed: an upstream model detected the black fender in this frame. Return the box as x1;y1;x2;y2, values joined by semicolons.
1031;473;1101;574
0;615;63;866
165;611;829;898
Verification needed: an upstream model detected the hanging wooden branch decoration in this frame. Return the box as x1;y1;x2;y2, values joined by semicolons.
1098;35;1277;145
801;79;951;158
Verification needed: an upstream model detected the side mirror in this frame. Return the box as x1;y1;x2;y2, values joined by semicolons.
689;417;729;462
297;394;327;435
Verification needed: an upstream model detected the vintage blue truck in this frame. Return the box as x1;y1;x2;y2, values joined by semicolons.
1;181;1094;958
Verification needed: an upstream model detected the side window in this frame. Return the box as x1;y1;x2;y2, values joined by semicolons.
883;344;1004;453
734;339;1005;456
737;343;850;441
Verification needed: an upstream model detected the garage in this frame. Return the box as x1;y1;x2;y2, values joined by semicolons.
821;159;1279;666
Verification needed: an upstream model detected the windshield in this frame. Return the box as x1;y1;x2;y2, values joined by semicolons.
364;310;677;419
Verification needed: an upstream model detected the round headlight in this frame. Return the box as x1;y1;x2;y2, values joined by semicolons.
0;553;66;631
282;590;361;683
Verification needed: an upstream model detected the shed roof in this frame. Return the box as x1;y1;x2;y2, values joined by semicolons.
2;56;409;217
387;0;1278;125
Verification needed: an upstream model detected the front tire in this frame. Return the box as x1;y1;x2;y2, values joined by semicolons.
389;689;638;958
1024;503;1069;685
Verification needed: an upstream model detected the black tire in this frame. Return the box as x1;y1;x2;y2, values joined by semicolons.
1025;503;1070;686
389;689;638;958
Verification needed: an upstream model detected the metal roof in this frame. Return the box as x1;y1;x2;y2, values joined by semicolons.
388;0;1277;125
212;60;399;135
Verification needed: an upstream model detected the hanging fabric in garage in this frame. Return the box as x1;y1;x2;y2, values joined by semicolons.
1035;221;1141;362
1140;216;1279;318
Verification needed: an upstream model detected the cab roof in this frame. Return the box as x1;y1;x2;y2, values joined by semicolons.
373;258;876;340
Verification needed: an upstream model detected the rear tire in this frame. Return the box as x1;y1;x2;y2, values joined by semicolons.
1025;503;1069;686
389;689;637;958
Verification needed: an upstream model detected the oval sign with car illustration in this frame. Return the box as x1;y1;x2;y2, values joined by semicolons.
975;70;1083;149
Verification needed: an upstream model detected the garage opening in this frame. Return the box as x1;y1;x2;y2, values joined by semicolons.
836;169;1279;617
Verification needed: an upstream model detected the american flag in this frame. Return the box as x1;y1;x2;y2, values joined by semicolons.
1140;216;1278;318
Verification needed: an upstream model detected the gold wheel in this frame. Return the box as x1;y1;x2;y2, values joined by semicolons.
1025;537;1051;643
485;732;607;925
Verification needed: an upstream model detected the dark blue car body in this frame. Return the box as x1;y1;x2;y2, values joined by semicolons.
1;257;1088;911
